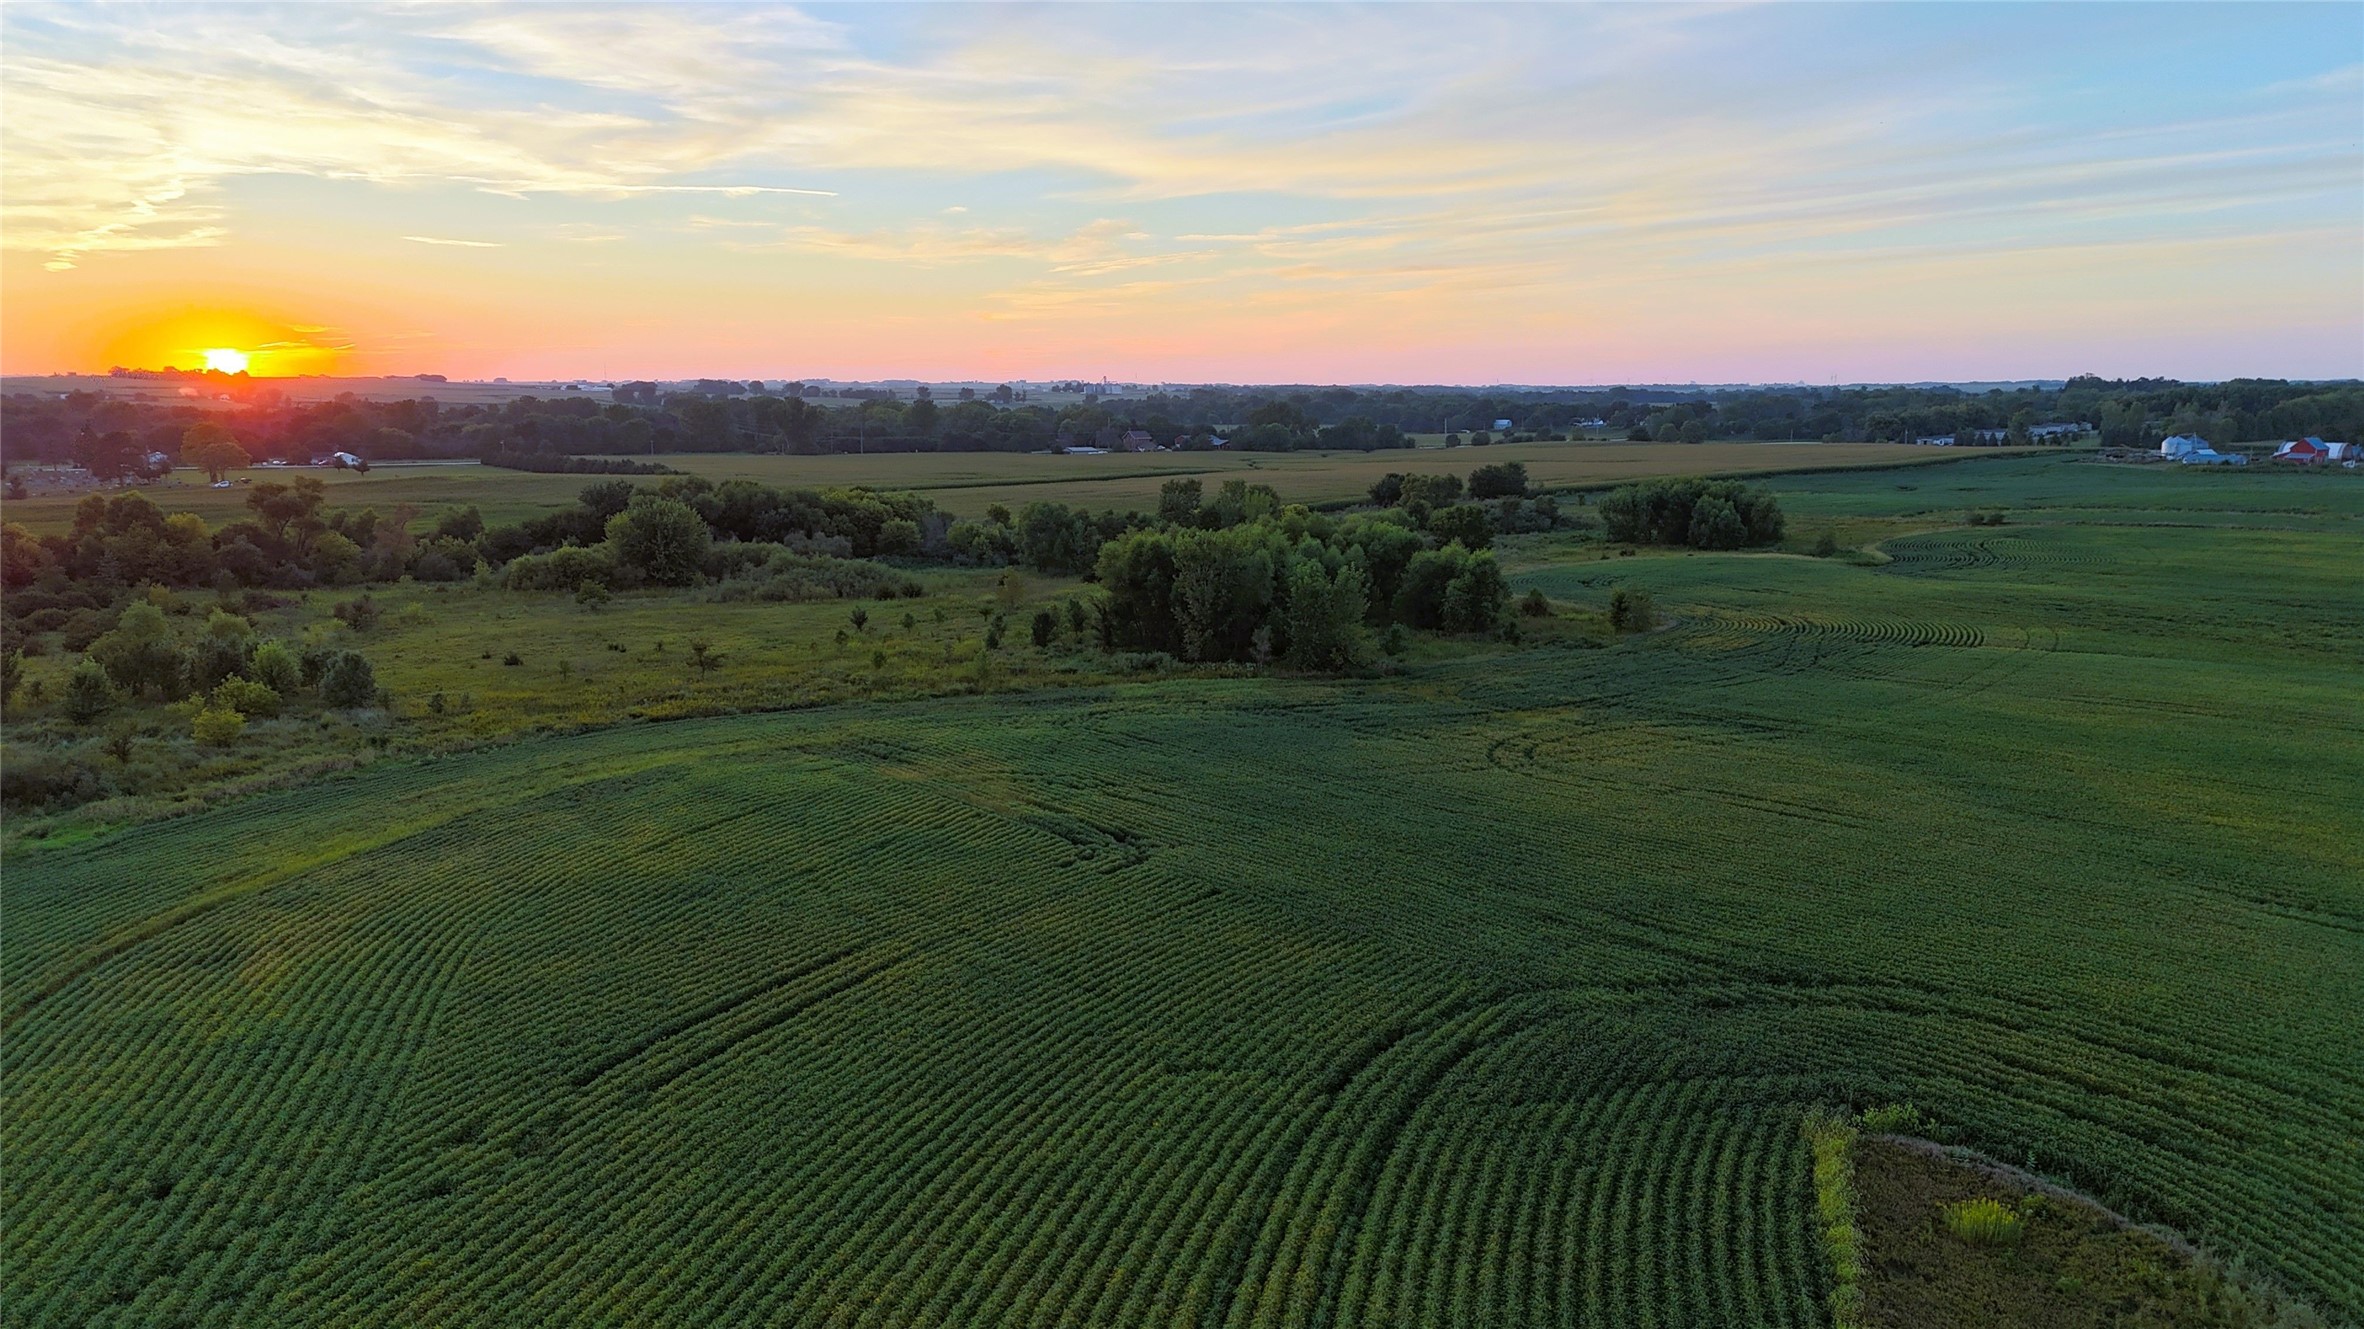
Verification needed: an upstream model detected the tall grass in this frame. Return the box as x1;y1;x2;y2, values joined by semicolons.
1803;1107;1865;1329
1942;1196;2025;1247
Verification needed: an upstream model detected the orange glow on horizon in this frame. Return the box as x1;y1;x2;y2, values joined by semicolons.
91;308;350;377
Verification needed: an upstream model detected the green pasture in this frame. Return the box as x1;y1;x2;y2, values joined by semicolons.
6;457;2360;1326
5;440;1976;534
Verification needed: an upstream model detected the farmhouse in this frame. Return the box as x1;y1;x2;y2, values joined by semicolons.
1120;430;1157;452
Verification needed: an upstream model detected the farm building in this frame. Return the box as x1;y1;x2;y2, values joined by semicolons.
2159;434;2211;458
2028;421;2092;440
1120;430;1157;452
2272;438;2330;463
2178;447;2246;466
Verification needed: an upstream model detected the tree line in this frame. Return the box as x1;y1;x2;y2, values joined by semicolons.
8;376;2355;478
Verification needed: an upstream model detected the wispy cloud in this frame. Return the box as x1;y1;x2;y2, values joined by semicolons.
2;3;2356;378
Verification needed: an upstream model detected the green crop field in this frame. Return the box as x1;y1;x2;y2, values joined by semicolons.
4;439;1966;535
6;456;2360;1326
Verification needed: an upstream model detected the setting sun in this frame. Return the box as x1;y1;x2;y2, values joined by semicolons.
200;347;249;374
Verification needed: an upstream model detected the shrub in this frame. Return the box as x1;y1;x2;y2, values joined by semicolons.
1813;530;1840;558
505;544;620;592
1030;609;1056;647
575;581;611;611
192;705;247;746
1608;588;1656;632
332;594;381;632
1942;1197;2025;1247
1467;460;1529;499
704;548;912;604
606;495;711;586
1520;588;1551;617
0;744;109;809
1859;1102;1927;1135
1426;503;1494;551
188;629;253;692
320;651;378;708
63;659;116;723
89;601;187;699
212;676;281;719
248;639;302;693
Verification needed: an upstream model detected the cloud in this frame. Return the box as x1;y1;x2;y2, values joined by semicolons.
0;7;836;268
403;235;503;248
2;3;2355;377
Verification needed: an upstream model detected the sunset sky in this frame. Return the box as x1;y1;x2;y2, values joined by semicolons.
3;3;2358;384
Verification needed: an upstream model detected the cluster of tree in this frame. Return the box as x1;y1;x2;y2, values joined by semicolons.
1597;478;1785;549
1095;509;1509;668
3;595;381;734
1362;462;1560;547
482;477;945;592
0;480;496;603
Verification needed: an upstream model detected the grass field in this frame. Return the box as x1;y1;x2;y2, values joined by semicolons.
6;455;2359;1326
4;439;1981;535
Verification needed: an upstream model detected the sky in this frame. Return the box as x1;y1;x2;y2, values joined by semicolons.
2;2;2359;385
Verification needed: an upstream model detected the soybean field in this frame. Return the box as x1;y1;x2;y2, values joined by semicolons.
6;458;2360;1326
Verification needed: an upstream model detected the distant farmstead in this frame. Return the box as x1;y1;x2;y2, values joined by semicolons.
2162;435;2245;466
2272;437;2331;463
2028;421;2092;440
1121;430;1157;452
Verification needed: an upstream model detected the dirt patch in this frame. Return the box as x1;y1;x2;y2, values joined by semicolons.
1857;1137;2323;1328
